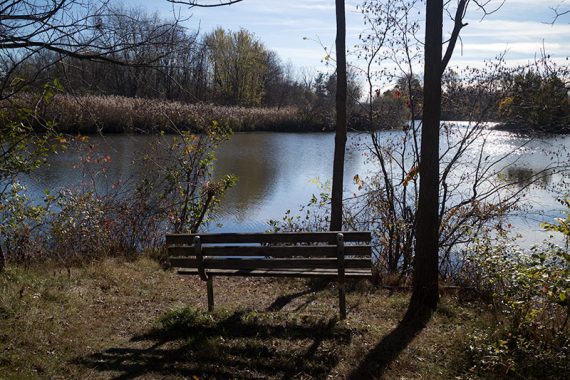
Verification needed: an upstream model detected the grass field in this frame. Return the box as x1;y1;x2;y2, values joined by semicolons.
0;257;491;379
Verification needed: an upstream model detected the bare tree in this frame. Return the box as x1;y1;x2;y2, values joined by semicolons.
406;0;505;320
330;0;348;231
354;0;422;277
0;0;186;99
0;0;185;270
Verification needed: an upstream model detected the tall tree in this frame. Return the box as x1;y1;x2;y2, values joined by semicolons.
205;28;269;106
405;0;443;320
330;0;347;231
405;0;500;320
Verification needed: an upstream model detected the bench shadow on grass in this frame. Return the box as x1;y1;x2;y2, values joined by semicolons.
74;309;352;379
266;278;330;312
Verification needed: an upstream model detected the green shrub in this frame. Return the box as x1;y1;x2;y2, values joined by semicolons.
0;182;52;266
464;230;569;378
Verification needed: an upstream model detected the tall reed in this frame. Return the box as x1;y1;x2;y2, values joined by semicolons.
10;94;311;133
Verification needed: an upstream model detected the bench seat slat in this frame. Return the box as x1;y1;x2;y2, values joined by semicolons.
176;268;372;278
166;231;371;245
168;245;371;257
170;257;371;270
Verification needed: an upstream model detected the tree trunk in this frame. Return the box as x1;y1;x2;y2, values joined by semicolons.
330;0;347;231
405;0;443;321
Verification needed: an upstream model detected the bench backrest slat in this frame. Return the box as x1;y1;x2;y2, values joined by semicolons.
167;231;372;275
170;257;371;270
166;231;371;245
168;245;371;257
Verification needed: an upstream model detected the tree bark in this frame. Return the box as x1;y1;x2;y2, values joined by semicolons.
405;0;443;321
330;0;347;232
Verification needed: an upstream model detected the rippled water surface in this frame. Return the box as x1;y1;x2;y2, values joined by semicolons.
25;128;570;247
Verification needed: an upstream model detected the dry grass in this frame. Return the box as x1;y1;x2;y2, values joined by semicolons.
0;257;483;379
8;94;308;134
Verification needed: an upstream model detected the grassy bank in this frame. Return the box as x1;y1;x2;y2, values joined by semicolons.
0;257;491;379
11;94;320;134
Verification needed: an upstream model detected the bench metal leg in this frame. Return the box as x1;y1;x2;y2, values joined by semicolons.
338;281;346;320
207;276;214;312
337;233;346;320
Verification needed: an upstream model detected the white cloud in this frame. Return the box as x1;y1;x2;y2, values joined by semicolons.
463;41;565;55
462;19;570;39
136;0;570;71
504;0;563;5
273;46;330;65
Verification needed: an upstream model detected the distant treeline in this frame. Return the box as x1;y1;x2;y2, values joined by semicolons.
8;5;363;132
8;6;569;134
15;12;301;108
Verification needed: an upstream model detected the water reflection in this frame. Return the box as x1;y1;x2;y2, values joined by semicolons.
502;167;553;189
214;133;281;220
22;130;570;246
212;133;370;231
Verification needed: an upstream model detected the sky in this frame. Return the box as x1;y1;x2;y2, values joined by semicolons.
131;0;570;76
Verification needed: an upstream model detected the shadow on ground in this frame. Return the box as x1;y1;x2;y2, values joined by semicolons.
349;311;431;379
74;307;352;379
266;278;330;312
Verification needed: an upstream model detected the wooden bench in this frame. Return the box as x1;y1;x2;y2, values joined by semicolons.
166;231;372;319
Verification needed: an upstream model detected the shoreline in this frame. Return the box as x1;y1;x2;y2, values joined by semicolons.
5;93;569;135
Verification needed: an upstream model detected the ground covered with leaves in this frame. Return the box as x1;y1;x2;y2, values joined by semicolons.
0;257;563;379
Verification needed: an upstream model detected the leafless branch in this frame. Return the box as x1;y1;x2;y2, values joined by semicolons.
442;0;505;73
0;0;188;98
166;0;243;7
550;1;570;24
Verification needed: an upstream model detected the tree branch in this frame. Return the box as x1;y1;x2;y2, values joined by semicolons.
550;1;570;24
166;0;243;7
441;0;505;73
441;0;468;74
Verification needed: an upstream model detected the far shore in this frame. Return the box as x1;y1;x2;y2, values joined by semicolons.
5;93;568;135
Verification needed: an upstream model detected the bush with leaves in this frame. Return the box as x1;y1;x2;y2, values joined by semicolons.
0;80;63;180
2;119;235;269
0;182;52;267
543;198;570;248
149;121;237;234
50;189;115;265
268;181;332;234
46;120;236;266
0;80;63;270
463;220;569;378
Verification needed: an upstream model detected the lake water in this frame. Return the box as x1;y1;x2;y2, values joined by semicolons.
24;128;570;248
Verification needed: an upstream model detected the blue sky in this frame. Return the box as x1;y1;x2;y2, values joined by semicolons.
132;0;569;75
